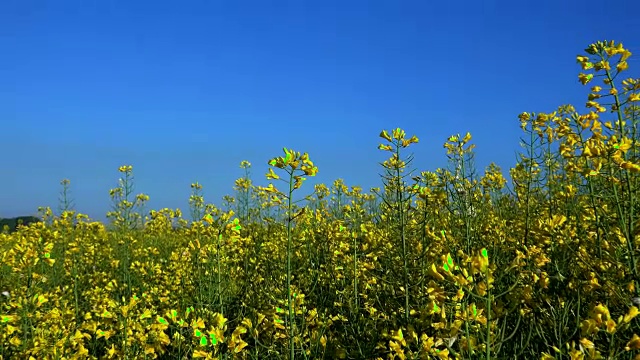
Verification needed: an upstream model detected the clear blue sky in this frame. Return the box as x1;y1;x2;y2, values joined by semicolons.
1;0;639;221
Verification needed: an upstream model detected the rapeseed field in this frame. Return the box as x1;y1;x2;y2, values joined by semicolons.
2;40;640;359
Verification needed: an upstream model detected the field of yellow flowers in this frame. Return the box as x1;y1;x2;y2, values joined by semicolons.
2;40;640;360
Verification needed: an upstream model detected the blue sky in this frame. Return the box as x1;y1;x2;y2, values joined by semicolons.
1;0;639;221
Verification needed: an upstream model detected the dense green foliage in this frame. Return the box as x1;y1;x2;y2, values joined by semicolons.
0;216;41;233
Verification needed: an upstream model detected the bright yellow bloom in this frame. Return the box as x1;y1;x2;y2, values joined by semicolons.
379;130;392;142
626;334;640;350
118;165;133;173
579;73;594;85
623;307;640;323
617;61;629;72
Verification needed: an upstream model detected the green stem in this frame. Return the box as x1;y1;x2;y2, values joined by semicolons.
287;169;295;360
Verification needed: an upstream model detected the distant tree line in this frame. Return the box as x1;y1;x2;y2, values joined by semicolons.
0;216;41;233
